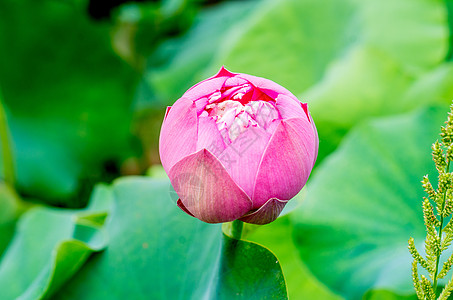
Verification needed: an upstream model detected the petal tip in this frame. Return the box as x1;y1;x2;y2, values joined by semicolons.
164;106;172;120
215;66;236;78
177;199;196;218
300;102;310;121
240;198;288;225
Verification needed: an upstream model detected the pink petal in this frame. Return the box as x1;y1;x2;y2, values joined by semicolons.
301;102;309;117
219;126;272;199
164;106;171;120
196;117;227;154
252;118;317;208
299;102;318;167
195;97;209;114
169;149;252;223
275;94;308;120
215;66;236;78
239;198;288;225
224;76;248;88
182;67;234;101
177;199;195;217
249;88;274;103
308;111;319;168
159;98;198;173
237;73;299;102
183;77;227;101
264;119;280;136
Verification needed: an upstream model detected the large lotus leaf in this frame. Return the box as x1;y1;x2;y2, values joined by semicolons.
0;185;111;300
212;0;446;94
354;0;447;74
0;183;23;256
245;206;421;300
0;0;138;203
55;176;287;300
303;46;412;129
399;62;453;111
291;105;450;299
298;0;445;162
208;0;359;94
303;46;414;160
245;216;343;300
448;0;453;60
364;290;417;300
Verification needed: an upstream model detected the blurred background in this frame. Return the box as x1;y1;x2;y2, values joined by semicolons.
1;0;453;299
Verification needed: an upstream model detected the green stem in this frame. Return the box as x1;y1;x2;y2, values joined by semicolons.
433;161;451;293
0;90;15;187
231;220;243;240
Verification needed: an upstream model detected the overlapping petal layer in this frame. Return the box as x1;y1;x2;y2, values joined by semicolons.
252;117;317;208
159;98;198;174
239;198;288;225
220;126;272;198
236;72;299;102
169;149;252;223
275;94;309;120
196;117;227;154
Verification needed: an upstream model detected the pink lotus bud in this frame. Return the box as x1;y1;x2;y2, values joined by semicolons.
159;67;318;224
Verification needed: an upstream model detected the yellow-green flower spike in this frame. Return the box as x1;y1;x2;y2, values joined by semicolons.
409;103;453;299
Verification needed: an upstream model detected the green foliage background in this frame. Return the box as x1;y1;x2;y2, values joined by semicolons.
0;0;453;299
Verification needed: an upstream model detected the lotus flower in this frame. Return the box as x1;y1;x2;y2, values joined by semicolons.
159;67;318;224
